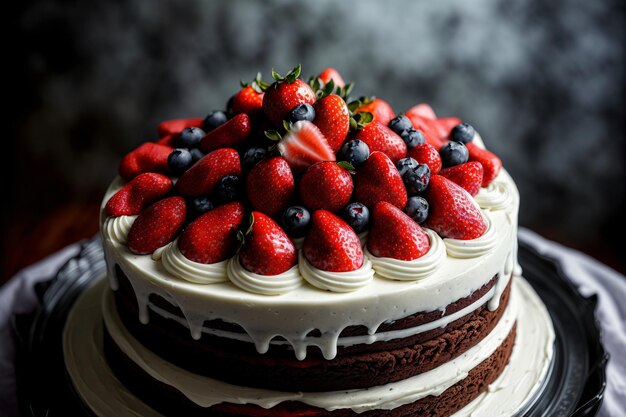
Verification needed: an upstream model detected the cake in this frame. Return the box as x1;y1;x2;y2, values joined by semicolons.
63;65;555;416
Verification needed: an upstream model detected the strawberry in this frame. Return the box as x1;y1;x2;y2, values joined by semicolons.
353;151;407;209
156;134;178;147
105;173;173;216
313;94;350;152
440;161;483;196
408;143;443;174
406;103;437;120
176;148;241;196
299;162;353;212
200;113;251;152
303;210;363;272
405;113;446;150
437;117;462;139
318;67;345;88
246;156;295;217
466;142;502;187
119;143;173;180
424;175;487;240
239;212;297;275
354;121;407;163
367;201;430;260
262;65;316;126
178;202;244;264
157;117;203;137
127;196;186;255
277;121;336;172
357;98;396;126
229;86;264;116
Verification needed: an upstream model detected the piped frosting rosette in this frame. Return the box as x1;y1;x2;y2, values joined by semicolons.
103;215;137;245
227;254;302;295
444;215;497;259
299;251;374;292
153;240;229;284
475;180;512;211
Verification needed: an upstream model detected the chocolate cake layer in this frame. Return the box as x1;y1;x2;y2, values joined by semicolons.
103;323;517;417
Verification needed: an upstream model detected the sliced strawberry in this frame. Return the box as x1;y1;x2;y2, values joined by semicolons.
119;143;173;180
239;212;297;275
405;114;446;150
440;161;483;196
178;202;244;264
157;118;203;138
466;142;502;187
229;86;264;116
405;103;437;120
262;66;316;126
246;156;295;217
353;151;407;209
127;196;186;255
408;143;443;174
303;210;363;272
105;173;173;216
277;121;336;173
357;98;396;126
299;162;353;213
318;67;345;88
436;117;462;139
424;175;487;240
200;113;251;152
176;148;241;196
313;94;350;152
355;121;407;163
368;201;430;260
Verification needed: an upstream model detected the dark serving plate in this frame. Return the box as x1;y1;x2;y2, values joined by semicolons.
13;237;608;417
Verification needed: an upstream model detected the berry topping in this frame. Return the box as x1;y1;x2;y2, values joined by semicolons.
263;65;316;126
405;103;437;120
354;121;407;163
189;148;205;163
440;161;483;196
466;142;502;187
203;111;228;132
313;94;350;152
167;148;193;175
405;110;446;150
277;120;336;172
424;175;487;240
190;196;214;215
388;115;413;135
440;141;469;168
157;118;203;138
354;151;408;210
450;123;475;144
395;157;419;177
287;103;316;123
299;162;353;212
178;127;206;148
318;67;346;88
178;202;244;264
127;196;187;255
282;206;311;238
303;210;364;272
339;140;369;168
403;163;431;195
404;196;429;224
408;143;442;174
436;117;462;138
357;98;396;126
239;212;298;275
342;202;370;233
229;86;264;116
216;175;242;202
242;146;268;169
368;201;430;261
176;148;241;197
399;128;425;149
246;156;295;217
105;173;173;217
200;113;252;153
119;143;173;180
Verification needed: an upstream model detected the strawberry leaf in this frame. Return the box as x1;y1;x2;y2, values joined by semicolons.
264;130;282;141
271;69;283;81
337;161;356;172
285;64;302;83
282;120;292;132
319;79;335;99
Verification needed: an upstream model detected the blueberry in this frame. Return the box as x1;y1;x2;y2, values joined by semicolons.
339;140;370;168
191;196;213;215
400;128;425;149
179;127;205;147
287;104;316;123
203;111;228;132
216;175;241;201
396;157;419;177
404;196;429;224
242;147;268;169
342;202;370;233
439;141;469;167
282;206;311;238
168;148;193;175
403;164;431;194
388;115;413;135
449;123;475;144
189;148;205;163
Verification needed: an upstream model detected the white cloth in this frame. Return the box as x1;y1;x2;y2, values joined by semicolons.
0;230;624;416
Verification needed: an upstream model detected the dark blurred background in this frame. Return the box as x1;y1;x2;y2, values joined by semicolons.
3;0;625;282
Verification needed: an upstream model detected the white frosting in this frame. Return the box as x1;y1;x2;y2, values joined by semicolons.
154;240;229;285
444;215;498;259
365;229;445;281
227;255;302;295
103;215;137;245
298;251;374;293
475;180;513;211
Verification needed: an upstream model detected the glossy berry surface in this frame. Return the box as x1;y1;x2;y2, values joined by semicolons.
287;103;316;123
388;115;413;135
395;157;419;177
190;196;214;215
189;148;205;163
399;128;425;149
282;206;311;238
403;164;431;194
404;196;429;224
179;127;206;147
339;140;370;168
242;147;268;169
440;141;469;168
167;148;193;175
342;202;370;233
217;175;241;201
203;111;228;132
450;123;475;144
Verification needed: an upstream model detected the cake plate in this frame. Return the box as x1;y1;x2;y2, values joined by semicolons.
13;237;608;417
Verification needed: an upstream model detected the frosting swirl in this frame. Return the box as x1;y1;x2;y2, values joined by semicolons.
475;180;512;211
365;229;446;281
227;255;302;295
444;215;497;258
155;241;229;284
299;251;374;292
103;215;137;245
